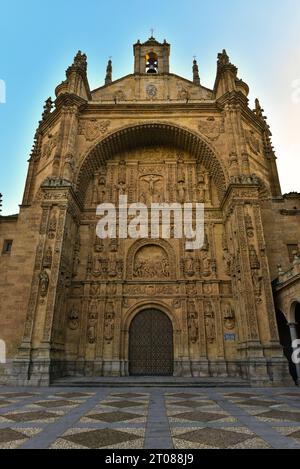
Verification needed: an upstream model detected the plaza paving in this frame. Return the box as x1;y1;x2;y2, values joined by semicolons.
0;386;300;449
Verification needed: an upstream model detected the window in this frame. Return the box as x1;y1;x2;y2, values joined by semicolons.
2;239;13;254
287;244;298;263
146;52;158;74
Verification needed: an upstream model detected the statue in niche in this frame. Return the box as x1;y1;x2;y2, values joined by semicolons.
188;301;198;343
116;180;127;196
204;302;216;343
249;245;260;270
197;173;205;202
43;246;53;268
118;159;126;182
108;254;117;277
104;300;115;342
94;175;106;204
39;269;49;297
202;231;209;251
223;304;235;330
184;256;195;277
104;316;114;342
202;252;212;277
63;153;74;181
177;181;186;203
177;154;185;183
68;306;79;330
252;269;263;297
87;301;98;344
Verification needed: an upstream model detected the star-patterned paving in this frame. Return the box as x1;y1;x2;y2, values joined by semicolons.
0;386;299;448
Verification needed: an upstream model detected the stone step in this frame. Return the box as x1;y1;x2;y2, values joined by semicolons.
51;376;250;388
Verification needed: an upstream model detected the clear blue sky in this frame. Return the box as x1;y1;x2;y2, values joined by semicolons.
1;0;299;215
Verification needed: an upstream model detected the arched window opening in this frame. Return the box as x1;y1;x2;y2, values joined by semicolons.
146;52;158;74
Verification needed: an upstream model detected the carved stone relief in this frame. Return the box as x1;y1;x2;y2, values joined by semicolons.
133;245;170;279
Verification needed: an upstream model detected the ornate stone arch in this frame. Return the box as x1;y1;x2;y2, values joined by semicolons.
75;121;228;205
123;299;180;333
126;238;176;280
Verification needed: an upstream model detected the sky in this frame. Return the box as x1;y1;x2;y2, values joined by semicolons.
0;0;299;215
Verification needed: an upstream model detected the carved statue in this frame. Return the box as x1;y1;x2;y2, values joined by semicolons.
177;181;186;203
188;312;199;344
252;270;263;297
39;269;49;297
87;301;98;344
204;302;216;343
63;153;74;182
177;154;185;183
43;246;53;268
104;317;114;342
223;304;235;330
141;175;163;203
202;252;212;277
249;245;260;270
184;256;195;277
68;306;79;330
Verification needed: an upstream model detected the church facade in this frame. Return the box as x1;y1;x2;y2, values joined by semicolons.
0;36;300;386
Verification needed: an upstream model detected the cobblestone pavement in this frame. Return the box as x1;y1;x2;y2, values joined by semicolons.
0;386;300;449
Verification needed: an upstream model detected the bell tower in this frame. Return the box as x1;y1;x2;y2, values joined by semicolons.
133;34;170;75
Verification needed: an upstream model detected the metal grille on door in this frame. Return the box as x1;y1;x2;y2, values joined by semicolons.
129;309;174;376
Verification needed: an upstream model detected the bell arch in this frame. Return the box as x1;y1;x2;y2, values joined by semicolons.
75;122;228;205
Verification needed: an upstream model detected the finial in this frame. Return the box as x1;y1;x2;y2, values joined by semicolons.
42;97;53;120
217;49;230;67
254;98;264;118
105;58;113;85
150;28;154;38
192;57;200;86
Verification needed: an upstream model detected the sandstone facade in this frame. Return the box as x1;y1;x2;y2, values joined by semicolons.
0;36;299;386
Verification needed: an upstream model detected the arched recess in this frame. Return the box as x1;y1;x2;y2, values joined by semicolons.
75;122;228;205
120;300;180;374
290;300;300;327
129;308;173;376
126;238;176;280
